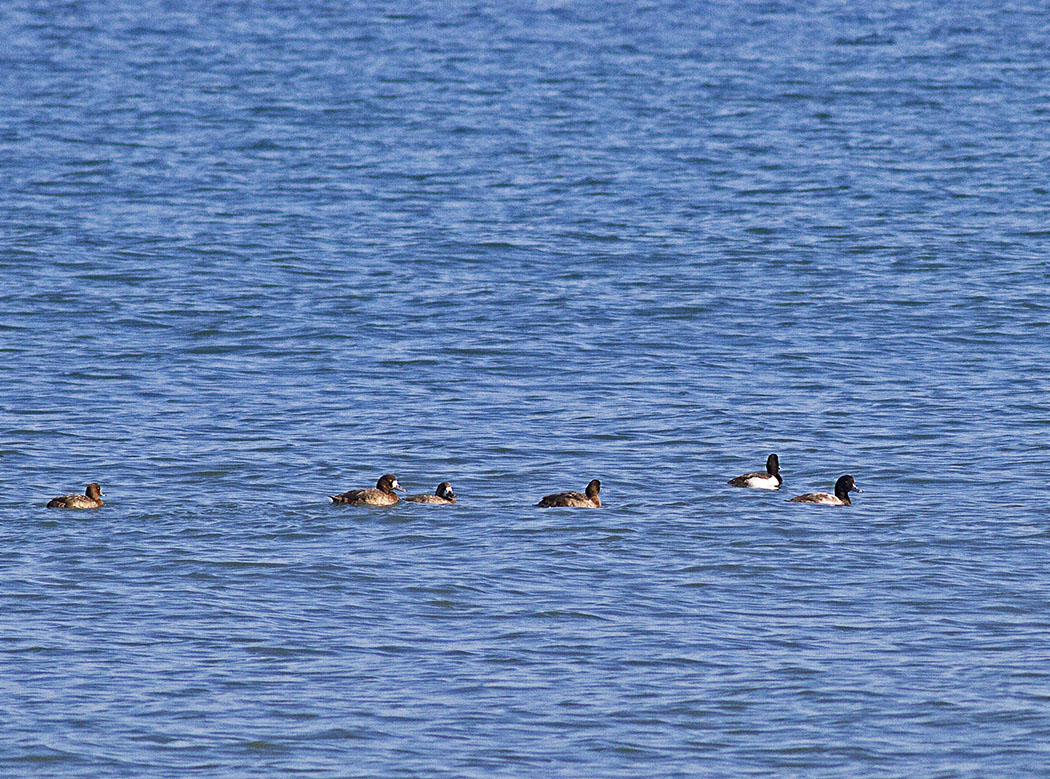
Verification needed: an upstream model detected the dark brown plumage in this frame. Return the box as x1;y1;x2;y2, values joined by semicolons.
405;482;457;504
330;474;404;506
46;482;104;509
537;479;601;508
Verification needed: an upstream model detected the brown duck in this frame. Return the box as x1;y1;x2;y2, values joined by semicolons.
537;479;601;508
47;482;104;509
330;474;404;506
404;482;457;504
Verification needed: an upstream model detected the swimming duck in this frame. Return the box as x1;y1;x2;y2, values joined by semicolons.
404;481;457;504
728;453;782;490
537;479;601;508
330;474;404;505
46;482;104;509
788;474;861;506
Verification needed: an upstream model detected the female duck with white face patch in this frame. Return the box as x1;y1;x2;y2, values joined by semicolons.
727;453;782;490
405;482;457;504
788;475;861;506
330;474;404;505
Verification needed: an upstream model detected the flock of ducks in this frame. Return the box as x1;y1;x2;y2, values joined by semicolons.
329;476;602;507
727;453;861;506
44;456;861;510
329;475;458;506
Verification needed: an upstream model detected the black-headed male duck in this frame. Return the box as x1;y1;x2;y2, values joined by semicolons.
788;474;860;506
728;453;782;490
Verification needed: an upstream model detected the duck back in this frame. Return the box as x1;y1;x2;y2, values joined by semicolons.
405;493;456;504
330;488;399;506
537;479;601;508
787;492;846;506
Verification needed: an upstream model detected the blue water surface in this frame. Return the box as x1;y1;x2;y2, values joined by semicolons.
3;1;1050;775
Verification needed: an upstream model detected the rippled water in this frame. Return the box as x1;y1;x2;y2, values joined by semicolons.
3;1;1050;775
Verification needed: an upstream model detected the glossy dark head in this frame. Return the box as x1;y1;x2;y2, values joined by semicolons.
834;475;860;499
766;454;780;475
86;483;103;499
436;482;455;500
376;474;404;493
585;479;601;499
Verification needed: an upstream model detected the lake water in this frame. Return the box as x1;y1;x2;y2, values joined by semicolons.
3;0;1050;775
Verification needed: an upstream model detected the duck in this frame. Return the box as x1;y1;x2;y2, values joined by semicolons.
788;474;861;506
537;479;601;508
727;453;782;490
46;482;104;509
330;474;404;505
405;482;457;504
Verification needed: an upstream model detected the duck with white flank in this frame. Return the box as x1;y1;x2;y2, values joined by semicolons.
728;453;782;490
